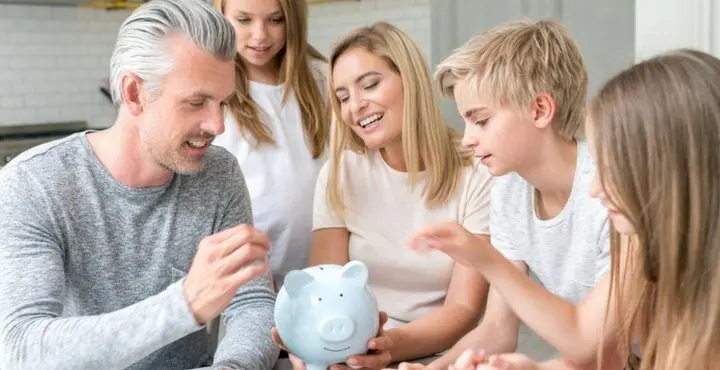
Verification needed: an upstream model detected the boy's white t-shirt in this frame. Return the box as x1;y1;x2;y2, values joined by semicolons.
490;139;610;359
313;150;494;329
212;61;328;289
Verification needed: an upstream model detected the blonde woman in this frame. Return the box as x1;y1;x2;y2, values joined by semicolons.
275;22;494;369
212;0;329;290
416;49;720;370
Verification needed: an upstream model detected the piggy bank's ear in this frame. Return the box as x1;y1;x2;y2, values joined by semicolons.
340;260;369;286
284;270;315;298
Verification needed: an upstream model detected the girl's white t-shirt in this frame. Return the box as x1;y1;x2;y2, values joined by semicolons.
213;62;328;290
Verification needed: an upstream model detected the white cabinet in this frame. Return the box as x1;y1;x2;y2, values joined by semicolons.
429;0;636;129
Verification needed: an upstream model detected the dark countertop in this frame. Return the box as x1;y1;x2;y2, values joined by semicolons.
0;121;88;140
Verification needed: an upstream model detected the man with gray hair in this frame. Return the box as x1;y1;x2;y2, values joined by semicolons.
0;0;279;369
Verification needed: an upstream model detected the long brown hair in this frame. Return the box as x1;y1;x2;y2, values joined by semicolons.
590;49;720;370
326;22;473;213
213;0;329;158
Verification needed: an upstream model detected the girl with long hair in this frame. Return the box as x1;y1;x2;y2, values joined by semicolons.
212;0;329;290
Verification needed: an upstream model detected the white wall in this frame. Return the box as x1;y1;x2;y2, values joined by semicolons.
6;0;717;128
307;0;431;60
0;5;131;128
635;0;717;61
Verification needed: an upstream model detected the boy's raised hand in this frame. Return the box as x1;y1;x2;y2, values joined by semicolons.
407;221;495;270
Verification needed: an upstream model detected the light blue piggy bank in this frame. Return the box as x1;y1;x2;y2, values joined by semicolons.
274;261;380;370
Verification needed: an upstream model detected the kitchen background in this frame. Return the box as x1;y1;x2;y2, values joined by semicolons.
0;0;716;132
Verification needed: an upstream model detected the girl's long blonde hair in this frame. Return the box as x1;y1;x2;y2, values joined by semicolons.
213;0;329;158
590;49;720;370
326;22;472;213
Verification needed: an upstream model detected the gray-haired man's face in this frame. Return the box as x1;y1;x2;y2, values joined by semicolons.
138;35;236;175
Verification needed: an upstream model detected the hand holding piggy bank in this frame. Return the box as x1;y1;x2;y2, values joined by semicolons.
273;261;380;370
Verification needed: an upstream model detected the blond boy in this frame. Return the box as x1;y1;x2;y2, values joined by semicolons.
410;19;611;369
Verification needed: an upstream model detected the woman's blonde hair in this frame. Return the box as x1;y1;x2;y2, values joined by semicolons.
326;21;472;213
213;0;329;158
590;48;720;370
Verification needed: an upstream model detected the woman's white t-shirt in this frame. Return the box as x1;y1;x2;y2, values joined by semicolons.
213;62;328;290
312;150;494;329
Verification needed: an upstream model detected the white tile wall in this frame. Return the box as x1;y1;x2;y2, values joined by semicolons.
0;0;432;128
307;0;431;60
0;5;131;128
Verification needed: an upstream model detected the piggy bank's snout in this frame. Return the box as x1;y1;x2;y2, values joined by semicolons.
319;315;355;342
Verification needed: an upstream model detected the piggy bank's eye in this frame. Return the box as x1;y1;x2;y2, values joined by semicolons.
339;293;344;297
319;267;324;270
318;297;322;301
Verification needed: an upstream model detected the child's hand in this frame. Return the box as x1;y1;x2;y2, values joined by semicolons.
394;362;429;370
449;350;541;370
448;349;488;370
408;221;495;269
480;353;542;370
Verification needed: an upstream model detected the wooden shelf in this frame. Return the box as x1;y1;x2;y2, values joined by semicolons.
83;0;144;9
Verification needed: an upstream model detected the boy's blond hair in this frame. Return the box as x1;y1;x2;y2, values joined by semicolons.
434;18;588;140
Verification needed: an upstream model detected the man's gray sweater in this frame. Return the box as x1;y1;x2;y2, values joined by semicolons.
0;132;279;369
